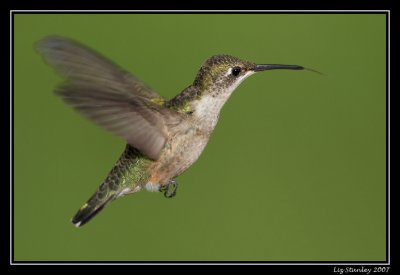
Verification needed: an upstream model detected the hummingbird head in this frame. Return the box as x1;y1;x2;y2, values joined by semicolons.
193;54;304;96
169;54;306;132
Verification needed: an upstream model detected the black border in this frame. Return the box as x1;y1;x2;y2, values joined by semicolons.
9;10;391;270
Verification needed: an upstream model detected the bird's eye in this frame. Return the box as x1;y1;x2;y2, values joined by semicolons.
231;67;241;76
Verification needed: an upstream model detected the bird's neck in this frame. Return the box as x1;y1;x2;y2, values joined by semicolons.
190;92;232;133
167;84;235;133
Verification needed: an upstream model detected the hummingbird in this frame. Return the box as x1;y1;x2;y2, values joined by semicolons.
37;36;308;227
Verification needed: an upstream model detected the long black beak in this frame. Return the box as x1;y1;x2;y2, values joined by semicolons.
253;64;304;72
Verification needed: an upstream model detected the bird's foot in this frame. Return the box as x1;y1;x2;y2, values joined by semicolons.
160;179;178;198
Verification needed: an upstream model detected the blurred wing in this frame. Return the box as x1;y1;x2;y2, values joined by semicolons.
36;36;174;160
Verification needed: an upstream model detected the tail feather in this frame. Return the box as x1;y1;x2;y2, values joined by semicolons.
71;145;147;227
71;195;116;227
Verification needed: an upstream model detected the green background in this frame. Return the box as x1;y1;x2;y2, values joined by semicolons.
14;14;386;261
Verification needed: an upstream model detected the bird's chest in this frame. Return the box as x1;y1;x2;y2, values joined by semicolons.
150;123;211;183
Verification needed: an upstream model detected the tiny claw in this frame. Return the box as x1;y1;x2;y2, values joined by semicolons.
162;179;178;198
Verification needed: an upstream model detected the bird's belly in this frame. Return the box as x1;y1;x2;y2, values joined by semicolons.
149;126;209;184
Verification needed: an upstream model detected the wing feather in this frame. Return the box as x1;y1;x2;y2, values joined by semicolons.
36;36;177;160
